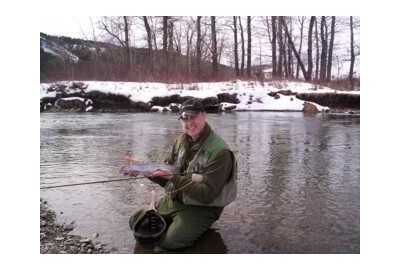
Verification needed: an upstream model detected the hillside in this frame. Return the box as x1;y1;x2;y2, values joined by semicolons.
40;33;234;82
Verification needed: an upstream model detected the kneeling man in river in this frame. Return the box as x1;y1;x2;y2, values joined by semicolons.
129;98;237;250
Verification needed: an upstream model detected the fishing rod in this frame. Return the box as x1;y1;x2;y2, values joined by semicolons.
40;173;192;191
40;175;150;190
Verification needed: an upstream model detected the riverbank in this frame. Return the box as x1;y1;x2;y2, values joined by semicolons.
40;198;113;254
40;80;359;114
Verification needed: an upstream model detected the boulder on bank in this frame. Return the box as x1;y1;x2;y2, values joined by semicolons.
296;92;359;110
54;97;87;112
217;93;240;104
303;102;319;114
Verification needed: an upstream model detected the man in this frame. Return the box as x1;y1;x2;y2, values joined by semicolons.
129;98;237;250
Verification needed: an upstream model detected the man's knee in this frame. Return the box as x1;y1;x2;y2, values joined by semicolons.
158;216;210;250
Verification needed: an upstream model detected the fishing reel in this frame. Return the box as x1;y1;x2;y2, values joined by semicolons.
131;209;167;245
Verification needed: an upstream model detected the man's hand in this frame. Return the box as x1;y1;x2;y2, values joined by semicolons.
151;168;173;180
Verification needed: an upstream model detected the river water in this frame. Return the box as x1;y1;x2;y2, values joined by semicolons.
40;112;360;253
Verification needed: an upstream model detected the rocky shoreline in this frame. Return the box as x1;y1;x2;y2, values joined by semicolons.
40;198;113;254
40;81;360;113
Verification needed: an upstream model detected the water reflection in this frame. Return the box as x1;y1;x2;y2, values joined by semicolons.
40;112;360;253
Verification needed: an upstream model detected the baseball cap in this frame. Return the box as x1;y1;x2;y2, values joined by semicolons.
179;98;205;119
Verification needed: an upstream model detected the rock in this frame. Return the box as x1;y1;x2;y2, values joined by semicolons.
55;98;86;112
217;93;240;104
92;233;99;238
79;238;91;243
55;237;64;241
303;102;319;114
64;223;74;231
277;90;295;96
168;103;181;113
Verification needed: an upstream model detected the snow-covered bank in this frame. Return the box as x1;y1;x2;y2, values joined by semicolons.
40;80;360;113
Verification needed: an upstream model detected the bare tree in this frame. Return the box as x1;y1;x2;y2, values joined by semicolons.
307;16;316;81
185;18;195;75
100;17;133;67
271;16;277;76
246;16;252;77
211;16;218;77
196;16;202;77
143;16;153;72
319;16;328;80
168;18;174;52
123;16;131;68
233;16;239;76
282;17;308;81
314;17;320;80
238;16;245;76
163;17;168;52
326;16;336;80
277;17;284;77
349;16;355;89
296;16;306;79
327;16;336;81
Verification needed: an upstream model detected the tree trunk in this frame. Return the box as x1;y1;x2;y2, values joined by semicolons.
246;16;252;77
168;19;174;52
277;17;284;77
143;16;153;72
239;16;245;76
196;16;202;78
271;16;277;76
282;17;308;81
283;33;288;77
349;16;355;89
163;17;168;52
327;16;335;81
314;17;319;80
233;16;239;76
168;18;175;76
307;17;315;81
296;16;305;79
319;16;327;80
123;16;131;69
211;16;218;77
163;16;169;78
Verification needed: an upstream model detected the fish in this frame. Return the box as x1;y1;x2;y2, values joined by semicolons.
120;162;176;176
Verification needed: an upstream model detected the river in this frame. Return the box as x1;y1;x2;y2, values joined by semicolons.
40;112;360;253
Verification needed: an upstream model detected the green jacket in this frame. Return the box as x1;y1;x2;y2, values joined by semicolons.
157;123;237;208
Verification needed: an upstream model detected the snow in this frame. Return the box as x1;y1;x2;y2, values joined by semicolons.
40;80;359;112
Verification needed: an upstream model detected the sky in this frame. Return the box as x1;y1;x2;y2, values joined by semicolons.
40;16;99;40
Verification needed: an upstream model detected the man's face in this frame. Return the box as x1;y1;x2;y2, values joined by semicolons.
180;112;206;139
